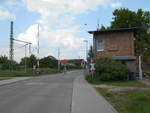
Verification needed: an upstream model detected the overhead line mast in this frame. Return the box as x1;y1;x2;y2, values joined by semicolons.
37;24;40;72
9;21;14;71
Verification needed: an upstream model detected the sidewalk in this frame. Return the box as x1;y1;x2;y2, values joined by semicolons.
71;75;118;113
0;77;32;86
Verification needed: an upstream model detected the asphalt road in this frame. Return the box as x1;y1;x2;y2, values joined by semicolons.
0;71;82;113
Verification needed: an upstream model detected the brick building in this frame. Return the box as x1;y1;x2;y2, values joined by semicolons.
88;27;138;73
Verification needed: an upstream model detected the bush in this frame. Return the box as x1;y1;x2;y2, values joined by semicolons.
38;68;60;74
95;58;129;81
85;74;102;84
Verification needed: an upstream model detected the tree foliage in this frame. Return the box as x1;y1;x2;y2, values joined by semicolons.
111;8;150;29
39;56;58;69
99;25;106;31
20;55;58;69
20;54;37;68
0;56;18;70
87;46;94;62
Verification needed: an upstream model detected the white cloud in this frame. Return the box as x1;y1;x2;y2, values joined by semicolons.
0;9;15;20
16;0;115;59
4;0;22;9
0;0;20;20
23;0;110;25
17;24;38;46
111;2;122;8
58;15;75;28
24;0;109;14
17;24;85;59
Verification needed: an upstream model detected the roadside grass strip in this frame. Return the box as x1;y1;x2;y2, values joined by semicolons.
96;88;150;113
0;77;13;80
86;75;149;88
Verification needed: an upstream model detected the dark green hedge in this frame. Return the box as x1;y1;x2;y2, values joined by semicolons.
95;58;129;81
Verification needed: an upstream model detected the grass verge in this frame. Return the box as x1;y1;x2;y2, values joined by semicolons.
0;68;60;77
96;88;150;113
0;77;13;80
85;74;149;88
0;70;37;77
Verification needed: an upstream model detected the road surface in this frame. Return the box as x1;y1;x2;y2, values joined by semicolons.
0;71;81;113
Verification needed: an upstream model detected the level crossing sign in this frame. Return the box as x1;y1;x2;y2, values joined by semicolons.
90;60;95;72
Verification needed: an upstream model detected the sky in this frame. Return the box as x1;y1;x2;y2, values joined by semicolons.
0;0;150;62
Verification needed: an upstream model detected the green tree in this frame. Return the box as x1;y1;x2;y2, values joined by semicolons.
87;46;94;62
28;54;37;68
20;57;30;67
39;56;58;69
0;55;18;70
99;25;106;31
20;54;37;68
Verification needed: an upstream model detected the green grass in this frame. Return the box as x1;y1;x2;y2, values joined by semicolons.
100;80;149;87
96;88;150;113
0;68;60;77
0;77;13;80
85;74;149;87
0;70;37;77
85;74;102;84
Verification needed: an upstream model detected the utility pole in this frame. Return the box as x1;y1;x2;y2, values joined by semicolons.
24;44;27;73
139;55;143;79
58;48;60;71
29;44;31;55
97;18;100;30
37;24;40;73
84;40;88;61
9;21;14;71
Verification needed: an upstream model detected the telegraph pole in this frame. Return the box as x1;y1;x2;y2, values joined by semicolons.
84;40;88;61
9;21;14;71
37;24;40;73
97;18;100;30
139;55;143;79
24;44;27;72
58;48;60;71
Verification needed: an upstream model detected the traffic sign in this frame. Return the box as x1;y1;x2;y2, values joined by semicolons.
90;60;95;72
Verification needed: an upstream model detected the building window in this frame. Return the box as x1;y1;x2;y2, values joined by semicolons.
97;40;104;51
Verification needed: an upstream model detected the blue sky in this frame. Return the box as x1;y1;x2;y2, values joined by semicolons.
0;0;150;61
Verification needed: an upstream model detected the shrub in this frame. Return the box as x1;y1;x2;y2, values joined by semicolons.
38;68;60;74
95;58;129;81
85;74;102;84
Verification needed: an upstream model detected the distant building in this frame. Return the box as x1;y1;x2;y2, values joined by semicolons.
88;27;138;73
60;59;84;67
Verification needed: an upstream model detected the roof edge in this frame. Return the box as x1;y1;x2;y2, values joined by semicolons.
88;27;138;34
